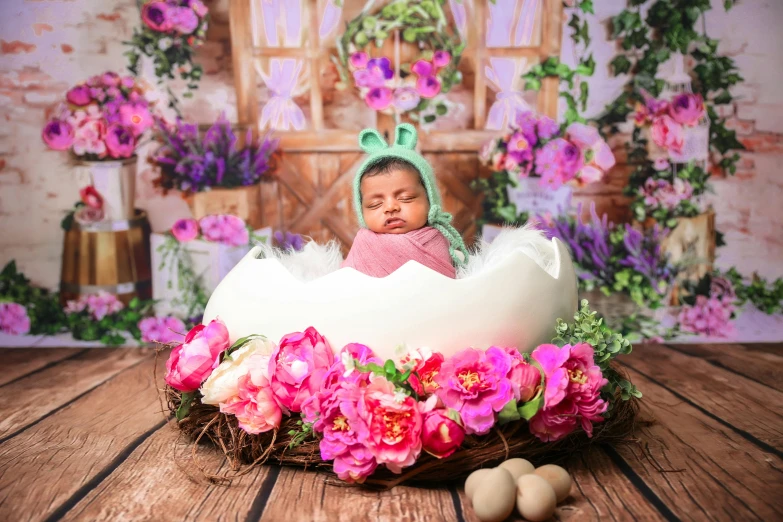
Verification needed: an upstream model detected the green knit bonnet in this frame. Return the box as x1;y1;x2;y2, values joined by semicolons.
353;123;468;267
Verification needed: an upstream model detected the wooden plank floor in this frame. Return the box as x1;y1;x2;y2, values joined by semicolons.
0;344;781;522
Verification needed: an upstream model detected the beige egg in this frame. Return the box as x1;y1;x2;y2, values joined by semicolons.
516;474;557;522
472;468;517;522
499;458;535;481
534;464;573;503
464;468;493;500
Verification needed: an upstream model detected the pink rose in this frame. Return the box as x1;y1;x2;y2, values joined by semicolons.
80;186;103;209
164;319;230;393
0;303;31;335
71;114;107;157
358;377;423;473
170;6;199;34
220;354;282;434
104;124;136;158
141;2;172;32
42;120;75;151
529;343;608;442
74;206;104;225
504;347;541;402
138;316;186;344
171;218;199;242
651;115;684;153
420;396;464;459
66;85;92;106
268;327;334;413
434;347;514;435
668;93;704;127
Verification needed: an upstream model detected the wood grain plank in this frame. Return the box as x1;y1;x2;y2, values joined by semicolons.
0;348;153;441
625;344;783;450
666;344;783;392
0;348;85;387
615;368;783;521
0;349;164;522
455;448;664;522
259;467;461;522
58;424;274;522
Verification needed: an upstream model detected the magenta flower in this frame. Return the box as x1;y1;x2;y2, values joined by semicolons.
353;69;386;89
268;327;334;413
170;6;199;34
669;93;704;126
119;103;153;136
432;51;451;69
198;214;249;246
412;60;434;77
171;218;199;242
651;115;684;153
138;316;186;344
42;120;75;151
141;2;172;32
507;131;533;164
536;115;560;140
365;87;393;111
415;76;441;99
434;347;514;435
420;395;464;458
514;111;539;146
392;87;421;112
165;319;230;393
529;343;608;442
0;303;31;335
349;52;369;69
190;0;209;18
101;72;121;87
104;124;136;158
504;347;541;403
66;85;92;106
679;295;734;337
366;57;393;80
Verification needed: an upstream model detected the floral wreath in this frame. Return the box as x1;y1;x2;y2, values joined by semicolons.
335;0;465;124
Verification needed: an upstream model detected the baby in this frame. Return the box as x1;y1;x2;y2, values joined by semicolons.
341;123;468;278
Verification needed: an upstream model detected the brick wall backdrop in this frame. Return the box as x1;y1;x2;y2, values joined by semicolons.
0;0;781;290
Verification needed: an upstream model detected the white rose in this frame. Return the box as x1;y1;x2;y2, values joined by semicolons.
158;38;173;51
200;337;276;405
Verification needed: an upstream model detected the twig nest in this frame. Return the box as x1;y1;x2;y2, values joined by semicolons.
534;464;573;503
472;468;517;522
516;474;557;522
464;468;493;500
498;458;535;481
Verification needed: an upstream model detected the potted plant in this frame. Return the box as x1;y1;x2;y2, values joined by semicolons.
151;113;279;228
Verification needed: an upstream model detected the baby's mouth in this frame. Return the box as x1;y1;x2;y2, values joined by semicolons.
385;217;405;228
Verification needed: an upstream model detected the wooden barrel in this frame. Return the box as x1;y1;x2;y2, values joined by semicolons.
60;210;152;306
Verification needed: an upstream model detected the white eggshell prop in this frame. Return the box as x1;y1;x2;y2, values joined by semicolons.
535;464;573;503
499;458;535;481
516;474;557;522
203;238;578;361
472;468;517;522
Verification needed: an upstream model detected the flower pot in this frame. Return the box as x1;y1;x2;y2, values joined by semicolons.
506;176;573;216
75;157;137;221
184;184;263;229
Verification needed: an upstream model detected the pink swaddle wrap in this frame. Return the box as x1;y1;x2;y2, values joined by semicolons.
341;227;456;279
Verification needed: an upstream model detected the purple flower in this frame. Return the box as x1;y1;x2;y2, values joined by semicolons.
536;115;560;140
353;69;386;88
142;2;172;32
42;120;75;151
274;231;305;251
412;60;434;77
432;51;451;69
349;52;369;69
415;76;441;99
171;218;199;242
66;85;92;106
105;124;135;158
170;6;199;34
507;131;533;164
366;57;393;80
0;303;31;335
365;87;393;111
392;87;421;112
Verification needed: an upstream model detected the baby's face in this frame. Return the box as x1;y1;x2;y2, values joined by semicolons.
360;168;429;234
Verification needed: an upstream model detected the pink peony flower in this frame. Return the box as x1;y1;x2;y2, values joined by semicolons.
401;349;444;397
71;116;107;158
119;103;153;136
171;218;199;242
434;347;514;435
392;87;421;112
268;326;334;413
358;377;423;473
101;72;121;87
170;6;199;34
504;347;541;402
66;85;92;106
349;52;369;69
220;354;282;434
669;93;704;126
651;115;684;153
104;124;136;158
190;0;208;18
529;343;608;442
141;2;172;32
42;120;75;151
165;319;230;393
432;51;451;69
198;214;249;246
0;303;31;335
420;396;464;459
138;316;186;344
415;76;441;99
80;186;103;209
365;87;393;111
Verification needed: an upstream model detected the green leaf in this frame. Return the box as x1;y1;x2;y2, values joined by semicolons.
610;55;632;75
518;394;544;421
176;391;195;420
384;359;397;376
498;399;521;425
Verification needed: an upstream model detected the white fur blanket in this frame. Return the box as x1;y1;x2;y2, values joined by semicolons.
253;224;557;282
